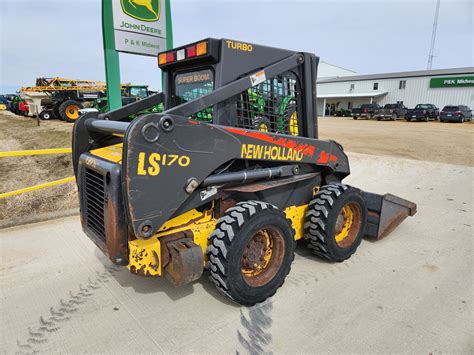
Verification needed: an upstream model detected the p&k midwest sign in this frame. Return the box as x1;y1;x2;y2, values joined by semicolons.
430;76;474;88
112;0;167;56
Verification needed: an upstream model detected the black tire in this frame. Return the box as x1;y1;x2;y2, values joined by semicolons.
391;113;398;120
39;110;52;120
59;100;83;123
406;118;411;122
353;117;358;120
206;201;295;306
53;105;62;120
304;184;367;262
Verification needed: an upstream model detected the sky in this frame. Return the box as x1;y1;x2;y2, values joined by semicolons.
0;0;472;93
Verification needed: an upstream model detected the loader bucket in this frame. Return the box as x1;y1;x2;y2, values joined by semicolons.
363;192;417;239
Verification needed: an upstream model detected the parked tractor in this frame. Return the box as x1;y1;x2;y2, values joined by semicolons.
73;39;416;306
20;77;107;122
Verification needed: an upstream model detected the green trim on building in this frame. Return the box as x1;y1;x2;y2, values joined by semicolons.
430;76;474;88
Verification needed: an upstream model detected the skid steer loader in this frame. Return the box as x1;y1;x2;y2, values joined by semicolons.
73;39;416;306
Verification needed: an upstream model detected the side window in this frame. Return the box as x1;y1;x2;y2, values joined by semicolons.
373;83;378;90
399;80;406;89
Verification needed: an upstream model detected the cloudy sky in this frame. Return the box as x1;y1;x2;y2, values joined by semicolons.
0;0;472;93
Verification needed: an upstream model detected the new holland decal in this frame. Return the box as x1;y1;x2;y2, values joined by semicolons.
241;144;303;161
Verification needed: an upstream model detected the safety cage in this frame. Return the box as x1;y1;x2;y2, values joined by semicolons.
171;67;302;136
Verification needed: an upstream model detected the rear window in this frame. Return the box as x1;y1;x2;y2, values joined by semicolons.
384;104;397;109
174;69;214;121
443;106;459;111
415;104;431;109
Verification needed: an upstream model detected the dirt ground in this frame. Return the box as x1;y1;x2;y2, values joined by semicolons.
0;111;77;222
319;117;474;166
0;112;472;223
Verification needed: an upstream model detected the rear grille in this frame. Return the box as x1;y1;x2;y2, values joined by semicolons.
84;168;106;241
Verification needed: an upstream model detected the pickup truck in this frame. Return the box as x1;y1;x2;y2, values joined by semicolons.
374;103;408;120
352;103;381;119
405;104;439;122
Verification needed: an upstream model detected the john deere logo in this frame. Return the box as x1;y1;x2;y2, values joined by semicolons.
121;0;160;22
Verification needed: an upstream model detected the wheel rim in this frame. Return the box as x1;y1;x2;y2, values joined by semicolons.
44;113;50;119
334;202;362;248
66;105;79;120
241;227;285;287
290;111;299;136
258;123;269;132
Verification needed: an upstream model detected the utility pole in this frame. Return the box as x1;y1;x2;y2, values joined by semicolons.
427;0;441;70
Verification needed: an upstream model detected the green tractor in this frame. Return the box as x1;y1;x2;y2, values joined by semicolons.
86;85;162;118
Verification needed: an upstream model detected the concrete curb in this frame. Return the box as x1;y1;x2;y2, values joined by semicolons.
0;208;79;229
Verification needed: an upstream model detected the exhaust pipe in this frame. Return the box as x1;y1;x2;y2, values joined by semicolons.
363;192;417;239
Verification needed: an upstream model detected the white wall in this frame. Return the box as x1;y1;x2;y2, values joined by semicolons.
316;75;474;115
318;62;356;79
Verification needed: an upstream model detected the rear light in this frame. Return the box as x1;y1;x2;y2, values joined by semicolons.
423;110;427;114
455;111;462;114
158;53;166;65
158;39;212;67
166;51;175;63
187;45;196;58
196;41;207;56
363;108;368;113
176;49;185;61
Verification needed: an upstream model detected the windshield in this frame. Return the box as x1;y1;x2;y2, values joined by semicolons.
175;69;214;121
130;87;148;98
442;106;459;112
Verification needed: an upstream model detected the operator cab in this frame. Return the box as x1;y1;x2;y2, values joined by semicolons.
157;38;318;137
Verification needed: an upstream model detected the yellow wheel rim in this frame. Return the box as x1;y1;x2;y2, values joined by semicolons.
66;105;79;120
334;202;362;248
241;227;285;287
335;205;354;243
290;111;299;136
258;123;269;132
242;230;272;277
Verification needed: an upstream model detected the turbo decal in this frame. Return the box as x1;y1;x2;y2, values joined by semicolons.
241;144;303;161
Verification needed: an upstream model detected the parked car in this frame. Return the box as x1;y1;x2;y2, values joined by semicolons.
405;104;439;122
374;103;408;120
439;105;472;123
352;103;381;119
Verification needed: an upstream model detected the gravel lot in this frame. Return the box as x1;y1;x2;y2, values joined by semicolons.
319;117;474;166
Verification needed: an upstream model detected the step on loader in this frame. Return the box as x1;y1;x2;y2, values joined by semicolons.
73;39;416;306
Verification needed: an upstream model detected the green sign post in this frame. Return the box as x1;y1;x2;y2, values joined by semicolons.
102;0;172;110
430;76;474;88
102;0;122;110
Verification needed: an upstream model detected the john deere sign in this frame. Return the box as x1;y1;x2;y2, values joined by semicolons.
112;0;167;56
430;76;474;88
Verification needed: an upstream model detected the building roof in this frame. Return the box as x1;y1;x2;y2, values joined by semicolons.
317;67;474;83
317;92;388;99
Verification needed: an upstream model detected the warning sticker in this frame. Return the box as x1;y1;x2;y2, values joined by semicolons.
250;70;266;86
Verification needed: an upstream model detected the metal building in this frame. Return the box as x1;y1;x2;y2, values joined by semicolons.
316;67;474;116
